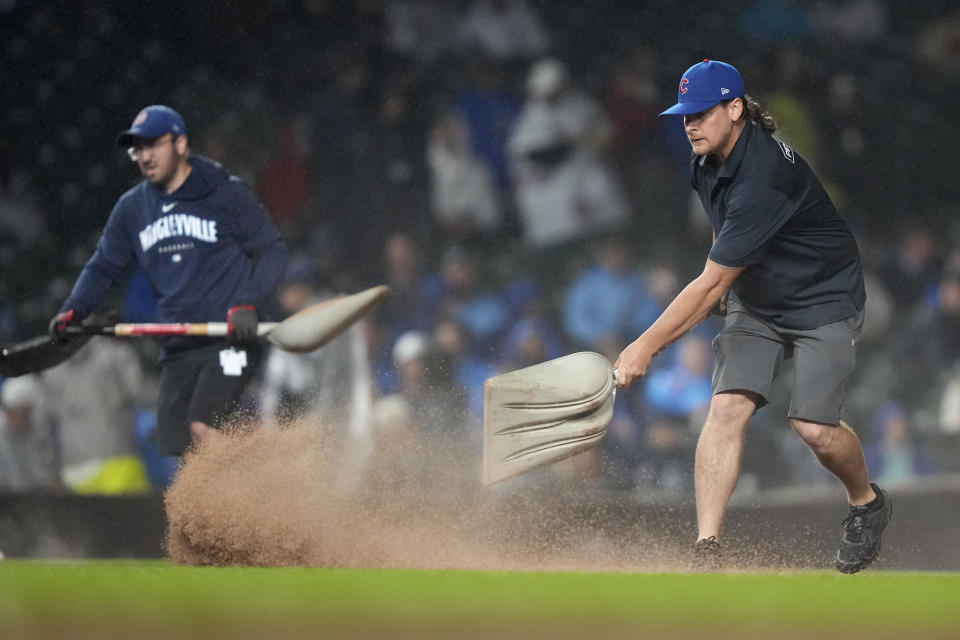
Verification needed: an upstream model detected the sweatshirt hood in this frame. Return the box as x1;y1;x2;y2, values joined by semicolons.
152;154;231;201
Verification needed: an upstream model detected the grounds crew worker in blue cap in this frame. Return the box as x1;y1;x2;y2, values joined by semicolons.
614;60;891;573
50;105;288;456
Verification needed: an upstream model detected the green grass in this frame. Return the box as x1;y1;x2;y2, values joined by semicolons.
1;560;958;639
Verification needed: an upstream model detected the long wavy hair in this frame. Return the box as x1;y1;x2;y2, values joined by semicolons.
740;93;776;134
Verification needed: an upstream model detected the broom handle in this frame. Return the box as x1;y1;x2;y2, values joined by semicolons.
66;322;280;338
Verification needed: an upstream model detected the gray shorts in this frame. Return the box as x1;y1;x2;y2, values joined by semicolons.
711;301;863;426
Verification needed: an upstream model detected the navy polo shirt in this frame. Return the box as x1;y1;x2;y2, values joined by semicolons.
692;120;865;330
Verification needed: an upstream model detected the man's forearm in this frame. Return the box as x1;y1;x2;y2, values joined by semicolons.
616;259;741;386
62;262;117;317
635;276;726;357
237;238;288;306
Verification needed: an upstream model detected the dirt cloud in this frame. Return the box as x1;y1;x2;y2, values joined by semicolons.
163;420;694;571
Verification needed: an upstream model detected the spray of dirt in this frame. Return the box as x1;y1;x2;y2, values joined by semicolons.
163;418;702;571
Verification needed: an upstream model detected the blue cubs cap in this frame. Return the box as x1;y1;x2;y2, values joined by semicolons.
116;105;186;147
660;59;745;116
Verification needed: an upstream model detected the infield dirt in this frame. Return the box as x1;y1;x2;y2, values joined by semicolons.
164;418;822;571
164;418;701;570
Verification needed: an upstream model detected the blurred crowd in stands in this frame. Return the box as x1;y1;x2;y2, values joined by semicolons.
1;0;959;497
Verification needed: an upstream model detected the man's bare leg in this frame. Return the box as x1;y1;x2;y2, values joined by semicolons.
695;391;757;540
790;419;875;505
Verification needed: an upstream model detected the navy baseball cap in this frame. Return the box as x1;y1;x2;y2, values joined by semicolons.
116;105;186;147
660;59;744;117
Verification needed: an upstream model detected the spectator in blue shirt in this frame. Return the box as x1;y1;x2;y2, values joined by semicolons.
563;236;662;362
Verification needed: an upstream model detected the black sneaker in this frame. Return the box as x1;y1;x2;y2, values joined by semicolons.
692;536;722;571
836;483;892;574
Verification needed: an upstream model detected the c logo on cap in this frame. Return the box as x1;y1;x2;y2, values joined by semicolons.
133;110;148;126
679;78;689;94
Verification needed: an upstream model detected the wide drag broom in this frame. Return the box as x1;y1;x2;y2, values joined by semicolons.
1;285;391;377
483;351;617;485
